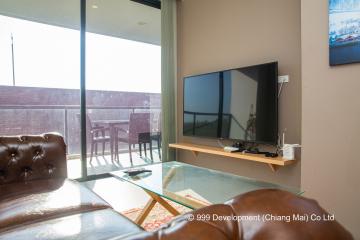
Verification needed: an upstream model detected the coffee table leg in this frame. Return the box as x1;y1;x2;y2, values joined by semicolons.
135;197;157;225
134;190;181;225
146;190;181;216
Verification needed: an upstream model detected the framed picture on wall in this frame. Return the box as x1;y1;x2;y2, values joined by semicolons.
329;0;360;66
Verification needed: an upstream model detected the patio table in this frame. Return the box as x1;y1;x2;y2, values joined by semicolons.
93;119;129;160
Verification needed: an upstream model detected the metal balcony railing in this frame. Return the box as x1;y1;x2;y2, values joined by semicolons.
0;105;161;156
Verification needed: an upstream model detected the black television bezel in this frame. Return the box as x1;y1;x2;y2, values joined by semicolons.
182;61;278;146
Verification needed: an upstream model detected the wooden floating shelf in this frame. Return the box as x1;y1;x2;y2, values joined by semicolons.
169;143;296;172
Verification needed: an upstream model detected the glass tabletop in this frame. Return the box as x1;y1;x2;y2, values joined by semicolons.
111;161;302;210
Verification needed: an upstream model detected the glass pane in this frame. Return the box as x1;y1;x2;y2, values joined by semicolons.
112;162;302;209
85;0;161;176
0;1;81;178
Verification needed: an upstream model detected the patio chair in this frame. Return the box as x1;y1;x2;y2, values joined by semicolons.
114;113;151;165
76;114;111;162
150;113;161;160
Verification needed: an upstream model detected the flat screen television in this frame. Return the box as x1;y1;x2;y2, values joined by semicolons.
183;62;278;145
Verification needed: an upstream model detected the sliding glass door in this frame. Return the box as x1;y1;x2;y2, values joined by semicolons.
84;0;162;177
0;0;161;179
0;1;82;178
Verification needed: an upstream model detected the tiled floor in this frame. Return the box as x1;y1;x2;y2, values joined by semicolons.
67;149;161;179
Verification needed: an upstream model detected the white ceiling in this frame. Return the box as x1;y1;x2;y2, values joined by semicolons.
0;0;161;45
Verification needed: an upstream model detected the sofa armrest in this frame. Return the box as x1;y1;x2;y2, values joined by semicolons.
119;189;353;240
0;132;67;185
119;204;240;240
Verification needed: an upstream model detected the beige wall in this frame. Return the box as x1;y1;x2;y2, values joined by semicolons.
301;0;360;238
176;0;301;187
176;0;359;237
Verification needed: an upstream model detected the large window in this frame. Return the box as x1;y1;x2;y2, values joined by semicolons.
0;7;81;177
0;0;161;179
85;1;161;176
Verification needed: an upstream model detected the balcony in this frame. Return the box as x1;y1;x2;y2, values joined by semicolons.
0;85;162;178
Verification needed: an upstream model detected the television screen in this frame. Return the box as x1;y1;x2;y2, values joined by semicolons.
183;62;278;145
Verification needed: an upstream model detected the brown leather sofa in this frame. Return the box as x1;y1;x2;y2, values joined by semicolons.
123;189;353;240
0;133;142;239
0;133;353;240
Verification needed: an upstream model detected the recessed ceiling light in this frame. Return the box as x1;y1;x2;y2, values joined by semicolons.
138;21;147;26
92;5;98;9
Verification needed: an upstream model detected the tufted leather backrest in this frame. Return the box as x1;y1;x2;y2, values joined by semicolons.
0;133;67;185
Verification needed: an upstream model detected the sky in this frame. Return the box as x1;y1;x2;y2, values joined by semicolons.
0;15;161;93
329;0;360;11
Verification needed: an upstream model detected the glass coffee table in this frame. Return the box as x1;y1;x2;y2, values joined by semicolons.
111;161;301;225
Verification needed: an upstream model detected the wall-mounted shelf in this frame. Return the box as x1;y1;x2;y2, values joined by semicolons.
169;143;296;172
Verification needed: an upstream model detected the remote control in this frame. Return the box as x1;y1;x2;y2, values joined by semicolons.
124;168;152;176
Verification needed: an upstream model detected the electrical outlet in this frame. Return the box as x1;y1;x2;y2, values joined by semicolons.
278;75;289;83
